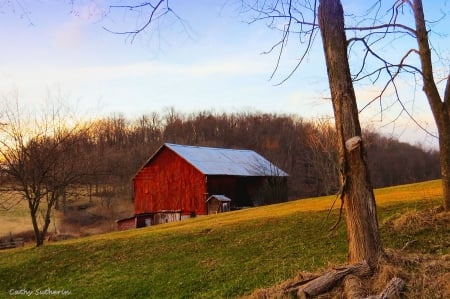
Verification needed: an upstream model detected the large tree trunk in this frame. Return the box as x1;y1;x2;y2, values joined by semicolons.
412;0;450;211
28;195;54;247
439;126;450;211
318;0;384;264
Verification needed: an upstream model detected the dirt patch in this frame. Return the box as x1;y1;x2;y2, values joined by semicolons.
57;198;133;237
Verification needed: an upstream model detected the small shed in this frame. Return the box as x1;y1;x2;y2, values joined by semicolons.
206;194;232;215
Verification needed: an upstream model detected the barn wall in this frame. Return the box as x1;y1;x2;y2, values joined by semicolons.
134;148;207;216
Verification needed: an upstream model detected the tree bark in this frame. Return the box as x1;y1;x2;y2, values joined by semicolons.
437;122;450;211
28;199;43;247
412;0;450;211
318;0;384;264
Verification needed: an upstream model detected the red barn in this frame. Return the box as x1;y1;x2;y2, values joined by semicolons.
118;143;288;229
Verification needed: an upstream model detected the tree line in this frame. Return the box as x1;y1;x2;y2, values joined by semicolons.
84;109;441;199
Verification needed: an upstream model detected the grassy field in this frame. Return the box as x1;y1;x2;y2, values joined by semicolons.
0;180;448;298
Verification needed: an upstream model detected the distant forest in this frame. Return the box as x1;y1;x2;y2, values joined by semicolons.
85;109;440;200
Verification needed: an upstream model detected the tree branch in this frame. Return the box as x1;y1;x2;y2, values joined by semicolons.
242;0;319;85
345;23;416;36
102;0;167;43
444;75;450;105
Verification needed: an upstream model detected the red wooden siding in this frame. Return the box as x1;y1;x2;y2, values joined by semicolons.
134;148;207;216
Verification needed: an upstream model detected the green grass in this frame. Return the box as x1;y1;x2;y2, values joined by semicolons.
0;180;447;298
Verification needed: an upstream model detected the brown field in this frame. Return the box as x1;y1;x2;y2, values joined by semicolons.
0;190;133;240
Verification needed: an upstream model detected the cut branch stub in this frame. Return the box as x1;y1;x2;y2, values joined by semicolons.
345;136;362;152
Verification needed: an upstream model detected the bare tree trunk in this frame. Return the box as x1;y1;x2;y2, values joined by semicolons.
27;198;43;247
318;0;383;264
412;0;450;211
435;115;450;211
30;211;44;247
62;188;67;214
439;130;450;210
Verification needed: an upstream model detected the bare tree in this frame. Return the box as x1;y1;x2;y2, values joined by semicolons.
318;0;384;265
305;119;339;196
0;95;92;246
342;0;450;211
405;1;450;210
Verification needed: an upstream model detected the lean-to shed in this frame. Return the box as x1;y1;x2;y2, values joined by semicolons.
129;143;288;228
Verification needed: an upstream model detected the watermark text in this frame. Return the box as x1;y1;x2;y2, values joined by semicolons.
9;288;71;296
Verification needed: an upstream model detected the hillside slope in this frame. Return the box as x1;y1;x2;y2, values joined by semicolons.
0;180;448;298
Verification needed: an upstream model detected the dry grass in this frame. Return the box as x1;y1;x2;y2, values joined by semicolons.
370;250;450;299
248;253;450;299
374;180;443;205
0;200;31;237
0;190;134;241
390;206;449;233
56;196;134;237
247;272;319;299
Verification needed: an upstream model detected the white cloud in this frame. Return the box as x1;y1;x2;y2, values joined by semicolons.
2;55;271;91
50;1;105;49
51;20;87;49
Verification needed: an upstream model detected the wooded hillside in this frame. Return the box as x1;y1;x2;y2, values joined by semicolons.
79;110;439;200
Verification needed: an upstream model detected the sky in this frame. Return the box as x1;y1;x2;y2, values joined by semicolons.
0;0;448;149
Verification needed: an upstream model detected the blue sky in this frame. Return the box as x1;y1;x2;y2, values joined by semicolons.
0;0;447;149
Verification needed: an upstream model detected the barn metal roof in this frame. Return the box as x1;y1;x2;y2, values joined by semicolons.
165;143;288;177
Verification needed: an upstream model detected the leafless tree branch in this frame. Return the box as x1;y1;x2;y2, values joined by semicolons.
345;23;416;36
240;0;319;85
345;0;440;140
444;75;450;104
103;0;173;43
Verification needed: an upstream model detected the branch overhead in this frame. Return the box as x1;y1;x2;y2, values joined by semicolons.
102;0;190;44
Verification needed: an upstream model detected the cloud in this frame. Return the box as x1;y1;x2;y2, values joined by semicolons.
51;20;87;49
3;55;270;90
0;54;273;115
50;1;105;49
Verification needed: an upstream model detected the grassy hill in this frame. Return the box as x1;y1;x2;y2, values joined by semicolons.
0;180;448;298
